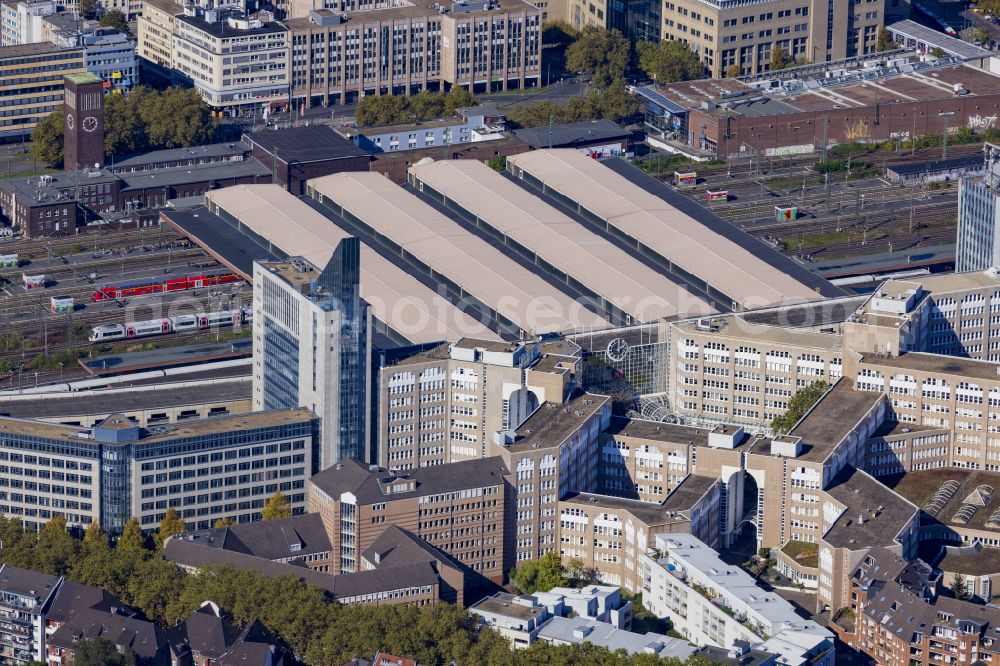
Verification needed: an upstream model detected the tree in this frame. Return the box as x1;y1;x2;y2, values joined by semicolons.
542;20;578;49
99;9;131;36
77;0;98;18
487;155;506;172
444;86;476;116
35;515;81;576
116;517;147;555
509;552;568;594
929;46;945;57
769;44;791;71
952;573;970;601
973;27;991;45
566;26;630;88
73;637;135;666
261;491;291;520
876;27;898;52
585;77;638;122
409;89;446;121
725;63;742;78
104;89;146;157
155;507;185;549
30;106;64;167
637;40;703;83
139;87;213;148
356;94;412;127
770;381;828;434
214;517;234;528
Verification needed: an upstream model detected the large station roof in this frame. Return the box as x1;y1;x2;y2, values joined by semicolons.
506;149;830;309
408;159;715;323
204;185;500;345
308;172;611;335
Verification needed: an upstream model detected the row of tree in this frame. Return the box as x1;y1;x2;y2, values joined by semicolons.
31;86;216;167
0;511;724;665
354;87;476;127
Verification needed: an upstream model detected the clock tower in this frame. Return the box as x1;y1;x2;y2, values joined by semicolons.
63;73;105;172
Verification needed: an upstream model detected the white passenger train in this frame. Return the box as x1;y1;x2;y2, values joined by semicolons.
88;307;252;342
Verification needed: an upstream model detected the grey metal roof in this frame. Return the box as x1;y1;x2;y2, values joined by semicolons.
309;457;508;505
111;142;250;170
513;119;631;149
888;19;993;60
537;616;694;659
0;380;250;420
183;513;332;561
244;125;369;163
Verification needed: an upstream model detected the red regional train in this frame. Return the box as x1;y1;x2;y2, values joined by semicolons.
92;272;243;301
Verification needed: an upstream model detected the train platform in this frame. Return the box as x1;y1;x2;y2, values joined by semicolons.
80;339;252;376
811;243;955;279
160;207;277;279
0;377;250;422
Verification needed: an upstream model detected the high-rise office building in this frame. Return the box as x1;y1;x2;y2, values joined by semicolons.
252;245;371;468
957;151;1000;273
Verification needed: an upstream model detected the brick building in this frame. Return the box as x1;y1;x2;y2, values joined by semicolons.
307;456;509;583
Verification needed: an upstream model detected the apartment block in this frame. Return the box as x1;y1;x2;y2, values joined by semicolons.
558;474;719;592
0;566;61;665
837;547;1000;666
139;0;289;114
253;254;370;468
0;409;318;535
306;456;508;583
0;42;83;140
641;534;834;666
379;337;579;469
0;0;54;46
491;391;612;563
284;0;541;108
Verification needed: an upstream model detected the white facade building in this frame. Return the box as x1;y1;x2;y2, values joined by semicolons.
0;0;55;46
252;248;370;468
641;533;835;666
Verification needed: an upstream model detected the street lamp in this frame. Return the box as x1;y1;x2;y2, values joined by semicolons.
939;111;956;159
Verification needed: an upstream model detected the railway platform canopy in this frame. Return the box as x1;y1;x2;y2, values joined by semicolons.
307;171;612;337
80;339;252;376
407;159;716;324
506;149;841;311
200;184;503;346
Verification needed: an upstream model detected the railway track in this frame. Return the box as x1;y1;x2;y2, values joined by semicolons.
0;227;180;258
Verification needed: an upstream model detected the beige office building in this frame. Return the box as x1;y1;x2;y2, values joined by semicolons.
379;337;580;469
564;0;890;78
138;0;289;114
284;0;541;107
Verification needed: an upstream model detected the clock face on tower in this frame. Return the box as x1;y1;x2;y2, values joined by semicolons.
65;113;74;130
82;116;98;132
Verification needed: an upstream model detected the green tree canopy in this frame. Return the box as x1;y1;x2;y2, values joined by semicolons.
506;80;637;128
155;507;185;549
542;20;578;48
30;105;64;167
73;637;135;666
99;9;131;36
261;491;291;520
443;86;475;116
509;552;568;595
356;95;413;127
566;26;630;88
725;63;742;78
876;27;898;52
769;43;791;71
214;517;234;528
952;573;970;600
637;40;703;83
355;88;478;128
770;381;829;434
36;515;81;576
487;155;506;172
78;0;98;18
